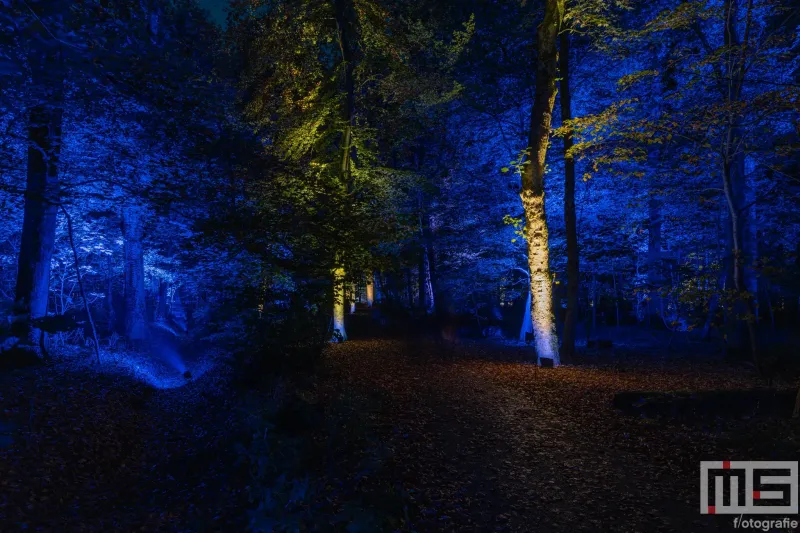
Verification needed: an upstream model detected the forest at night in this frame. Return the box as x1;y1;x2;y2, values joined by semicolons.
1;0;799;531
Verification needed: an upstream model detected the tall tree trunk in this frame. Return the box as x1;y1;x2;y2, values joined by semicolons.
647;195;663;324
106;259;116;332
417;208;435;315
740;155;758;316
721;0;759;368
418;246;434;315
417;248;427;314
14;39;64;352
332;265;347;341
422;215;440;316
520;0;564;365
377;272;386;304
722;158;759;366
122;205;147;341
405;268;414;309
331;0;355;340
559;30;578;364
157;279;169;320
589;272;597;344
365;273;374;307
382;272;394;305
612;263;620;328
61;206;101;364
415;150;436;316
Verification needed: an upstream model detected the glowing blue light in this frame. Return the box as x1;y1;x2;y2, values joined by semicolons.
97;348;212;390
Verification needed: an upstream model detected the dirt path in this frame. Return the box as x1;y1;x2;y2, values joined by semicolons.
322;339;798;533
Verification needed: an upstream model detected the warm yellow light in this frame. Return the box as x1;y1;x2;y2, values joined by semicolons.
332;266;347;341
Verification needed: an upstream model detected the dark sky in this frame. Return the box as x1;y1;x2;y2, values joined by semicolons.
198;0;227;26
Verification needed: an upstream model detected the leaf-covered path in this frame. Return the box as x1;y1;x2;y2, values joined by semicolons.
321;339;798;533
1;339;796;532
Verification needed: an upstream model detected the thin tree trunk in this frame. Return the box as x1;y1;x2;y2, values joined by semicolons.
122;205;147;341
765;280;775;331
520;0;564;366
793;385;800;418
157;279;169;320
590;273;597;343
61;206;101;365
423;218;440;315
560;29;578;364
377;272;386;304
418;206;437;316
702;278;722;340
647;196;663;323
383;272;394;306
106;257;116;332
722;158;759;367
612;264;620;328
405;268;414;309
365;273;374;307
721;0;759;369
416;169;435;316
519;286;533;342
418;246;427;314
332;264;347;341
741;155;758;314
14;40;63;353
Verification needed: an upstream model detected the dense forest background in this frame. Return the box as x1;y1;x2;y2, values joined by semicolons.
2;0;798;371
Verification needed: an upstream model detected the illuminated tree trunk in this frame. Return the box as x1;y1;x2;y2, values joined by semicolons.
365;273;374;307
122;205;147;341
559;30;577;364
519;287;533;342
420;210;437;315
332;265;347;341
349;283;356;313
14;39;64;352
417;184;436;315
520;0;563;365
331;0;355;340
423;217;440;316
418;247;428;314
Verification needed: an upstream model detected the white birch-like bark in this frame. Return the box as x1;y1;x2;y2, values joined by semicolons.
522;192;560;363
519;0;563;366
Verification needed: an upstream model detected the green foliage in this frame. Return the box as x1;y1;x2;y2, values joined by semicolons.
230;0;473;306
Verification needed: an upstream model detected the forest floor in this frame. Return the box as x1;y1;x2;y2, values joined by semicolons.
318;339;800;532
0;338;798;532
